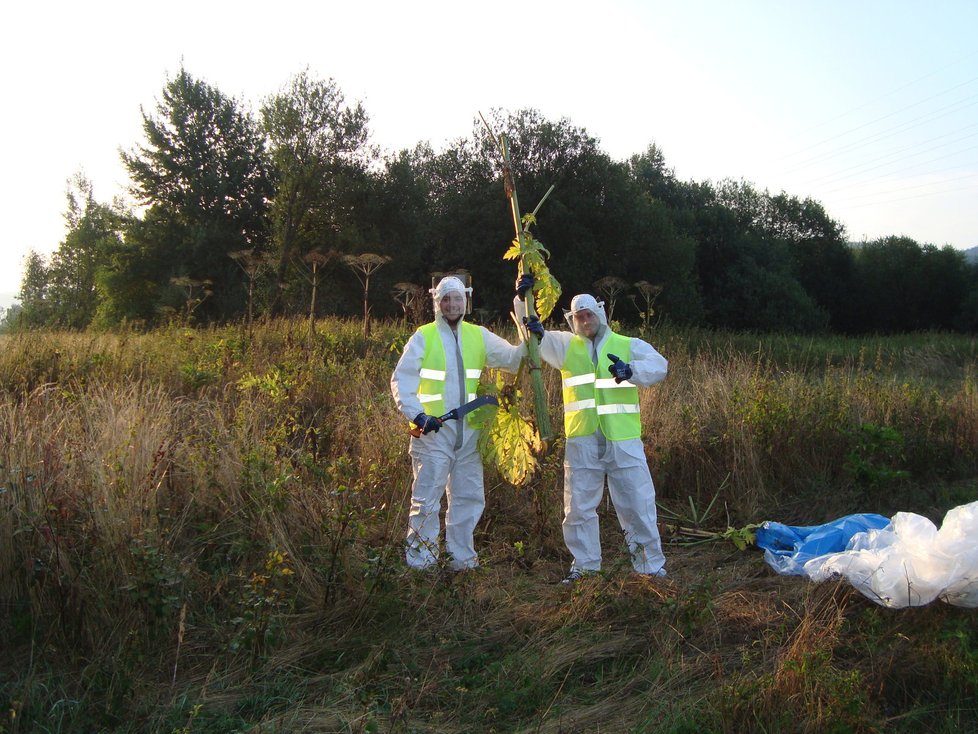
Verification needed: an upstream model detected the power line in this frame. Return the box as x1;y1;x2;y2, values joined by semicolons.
782;86;978;175
830;178;978;210
789;47;978;142
806;125;978;188
823;170;978;202
781;72;978;164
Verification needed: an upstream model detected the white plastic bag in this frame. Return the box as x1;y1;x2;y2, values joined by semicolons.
804;501;978;608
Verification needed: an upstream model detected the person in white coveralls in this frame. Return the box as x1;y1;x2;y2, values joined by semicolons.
391;275;525;571
516;275;668;583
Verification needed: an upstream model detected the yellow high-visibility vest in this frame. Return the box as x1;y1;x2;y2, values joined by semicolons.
560;332;641;440
416;321;487;427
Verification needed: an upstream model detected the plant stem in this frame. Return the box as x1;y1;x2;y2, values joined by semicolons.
499;133;552;445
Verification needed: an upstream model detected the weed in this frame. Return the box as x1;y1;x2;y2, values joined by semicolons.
124;531;184;624
228;549;295;662
844;422;912;487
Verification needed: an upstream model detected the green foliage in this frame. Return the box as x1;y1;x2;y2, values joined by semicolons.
844;422;911;487
124;532;184;622
116;66;273;323
229;549;295;660
658;482;724;529
261;69;370;315
18;68;978;333
477;375;543;486
237;365;297;402
503;216;562;321
12;249;51;328
663;577;719;638
658;482;761;550
12;176;127;331
708;232;830;333
852;237;973;333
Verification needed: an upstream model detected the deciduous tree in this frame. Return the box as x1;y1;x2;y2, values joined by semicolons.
261;70;370;314
119;67;273;322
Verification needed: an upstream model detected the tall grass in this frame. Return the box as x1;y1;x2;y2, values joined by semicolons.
1;319;977;732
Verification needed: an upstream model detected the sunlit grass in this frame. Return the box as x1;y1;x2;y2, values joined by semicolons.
1;319;977;732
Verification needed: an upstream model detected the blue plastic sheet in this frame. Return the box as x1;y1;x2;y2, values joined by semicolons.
756;513;891;576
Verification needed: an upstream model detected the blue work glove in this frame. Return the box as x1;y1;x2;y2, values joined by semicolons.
515;273;535;300
607;353;633;383
413;412;441;435
523;315;545;341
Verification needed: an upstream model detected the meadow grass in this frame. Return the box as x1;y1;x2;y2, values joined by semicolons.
1;319;977;732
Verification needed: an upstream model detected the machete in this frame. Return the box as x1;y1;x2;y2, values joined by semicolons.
409;394;500;437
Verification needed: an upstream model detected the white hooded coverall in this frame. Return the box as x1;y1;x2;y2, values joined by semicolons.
391;277;524;570
518;294;668;575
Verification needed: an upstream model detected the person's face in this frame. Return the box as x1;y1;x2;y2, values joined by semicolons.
572;308;599;338
439;291;466;321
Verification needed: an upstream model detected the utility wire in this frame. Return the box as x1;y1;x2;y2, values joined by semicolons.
814;141;978;188
822;169;978;200
805;125;978;187
782;87;978;174
788;48;978;142
781;73;978;164
831;178;978;210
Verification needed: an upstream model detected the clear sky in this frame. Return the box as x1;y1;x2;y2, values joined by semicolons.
2;0;977;298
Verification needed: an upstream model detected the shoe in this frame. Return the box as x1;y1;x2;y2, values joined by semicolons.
560;569;597;585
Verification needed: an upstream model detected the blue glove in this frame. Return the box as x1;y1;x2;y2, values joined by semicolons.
607;353;633;383
413;412;441;435
523;315;545;341
515;273;535;300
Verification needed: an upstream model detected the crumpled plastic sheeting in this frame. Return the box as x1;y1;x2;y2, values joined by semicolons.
758;502;978;608
755;513;890;576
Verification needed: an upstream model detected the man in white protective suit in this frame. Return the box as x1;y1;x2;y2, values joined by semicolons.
515;275;668;583
391;275;525;571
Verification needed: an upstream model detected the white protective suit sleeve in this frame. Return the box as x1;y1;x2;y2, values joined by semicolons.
512;296;667;385
391;320;526;422
391;329;428;422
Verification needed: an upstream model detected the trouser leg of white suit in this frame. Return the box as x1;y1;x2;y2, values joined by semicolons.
406;451;452;569
606;461;666;574
444;445;485;570
562;462;607;572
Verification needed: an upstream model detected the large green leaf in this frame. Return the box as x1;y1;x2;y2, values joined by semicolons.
504;231;562;321
477;380;543;486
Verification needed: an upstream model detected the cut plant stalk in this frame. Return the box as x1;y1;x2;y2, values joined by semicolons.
497;132;552;447
664;523;761;552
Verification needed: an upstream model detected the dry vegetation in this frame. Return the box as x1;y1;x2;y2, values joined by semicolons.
1;319;977;733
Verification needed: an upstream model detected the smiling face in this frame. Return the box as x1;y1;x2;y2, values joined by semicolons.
439;291;466;323
572;308;599;339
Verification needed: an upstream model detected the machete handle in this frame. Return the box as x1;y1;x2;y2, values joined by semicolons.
409;415;446;438
408;395;494;438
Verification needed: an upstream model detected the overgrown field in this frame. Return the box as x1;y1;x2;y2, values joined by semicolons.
2;319;978;733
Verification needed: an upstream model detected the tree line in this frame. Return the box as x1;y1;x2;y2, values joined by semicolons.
9;66;978;334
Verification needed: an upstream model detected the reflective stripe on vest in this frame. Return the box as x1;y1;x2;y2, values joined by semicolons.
559;332;641;440
416;321;487;425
